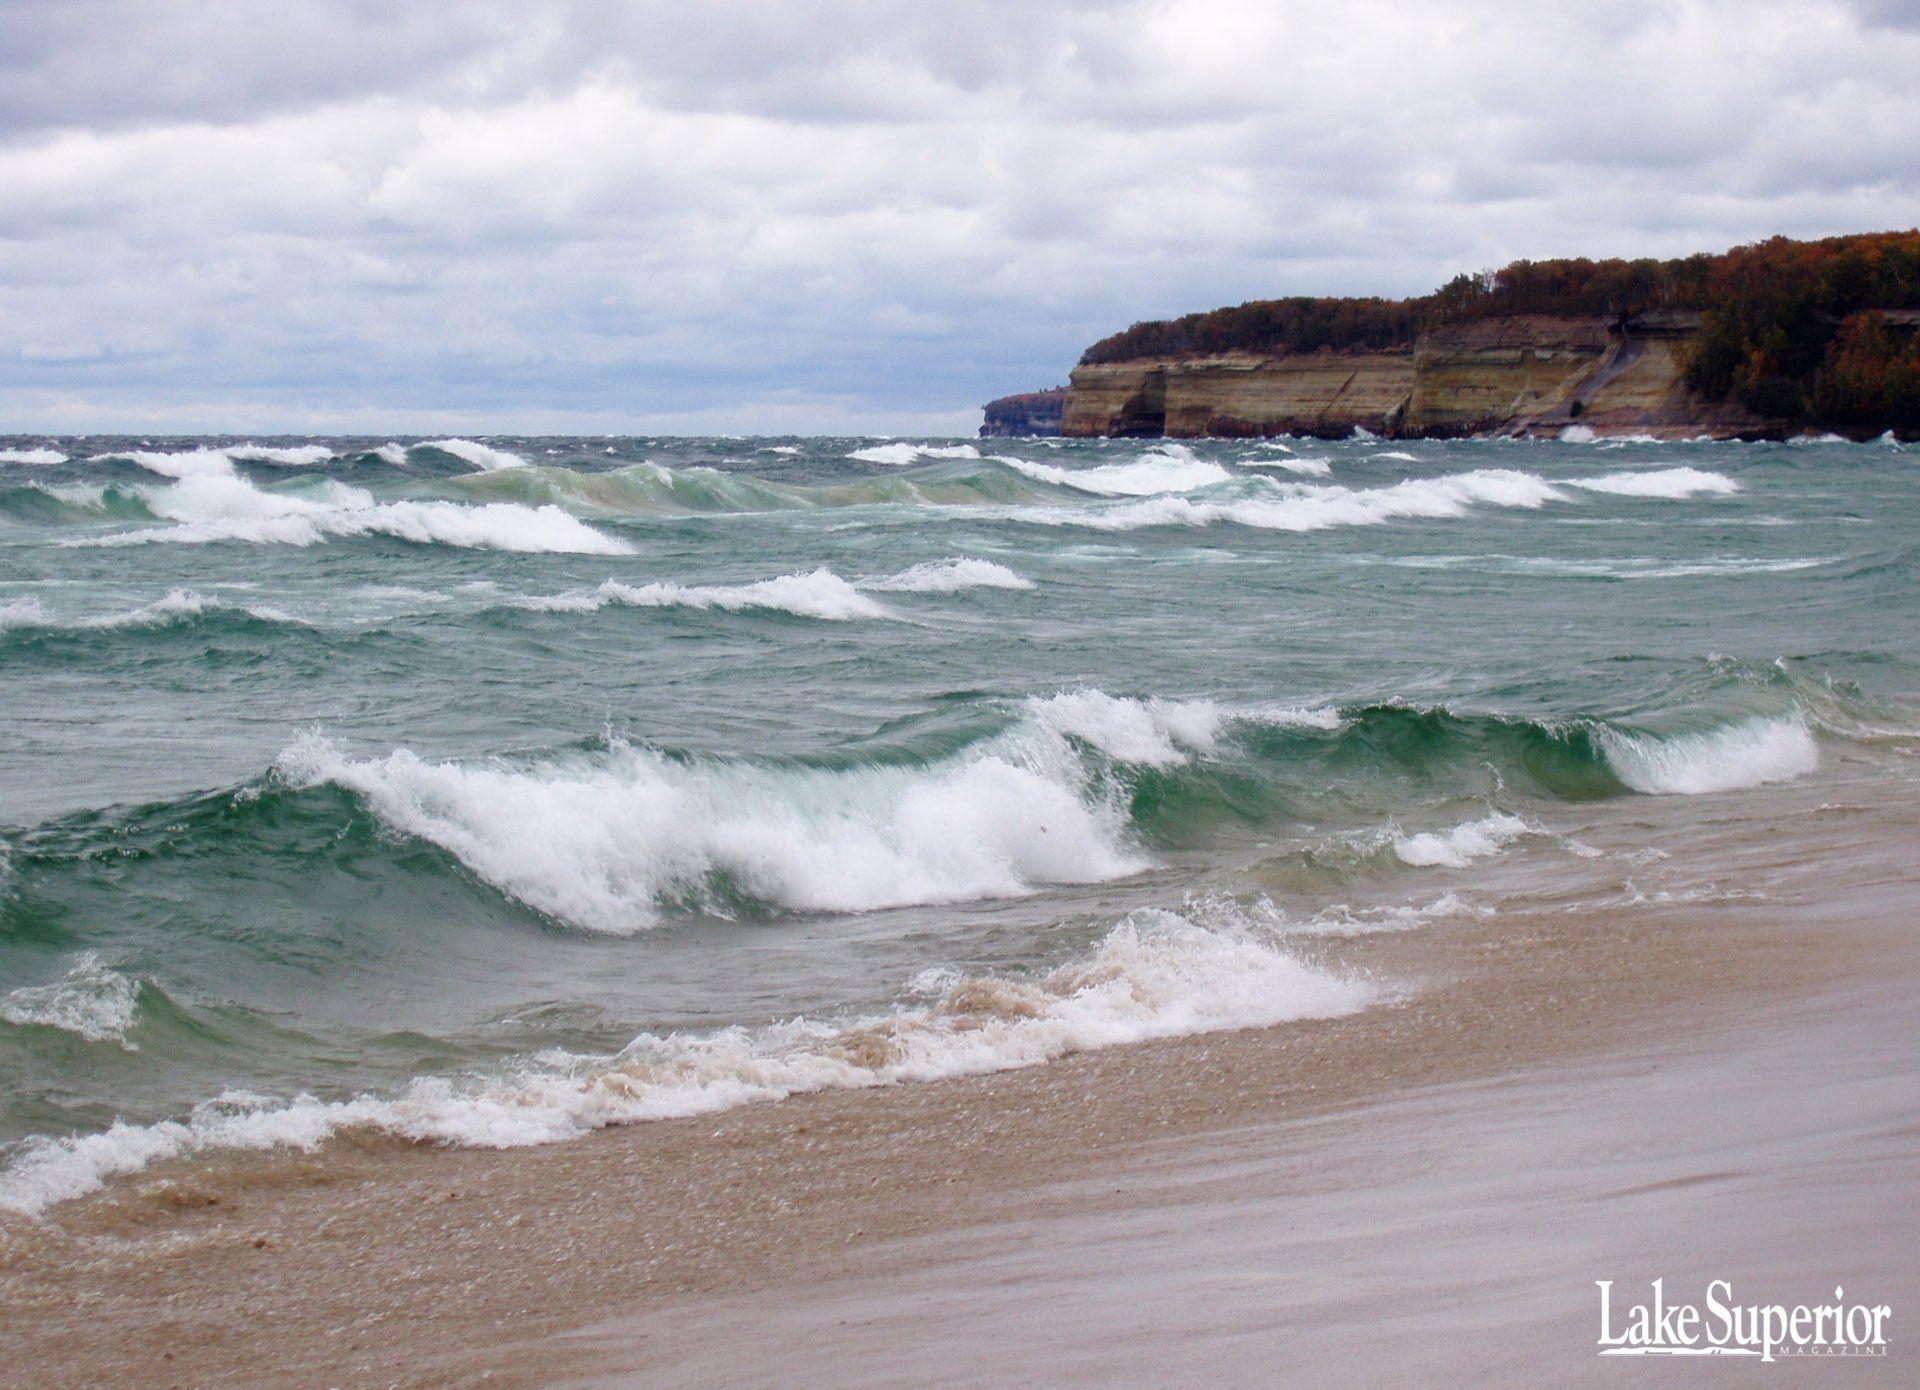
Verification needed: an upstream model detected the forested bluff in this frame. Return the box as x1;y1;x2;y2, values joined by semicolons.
982;231;1920;440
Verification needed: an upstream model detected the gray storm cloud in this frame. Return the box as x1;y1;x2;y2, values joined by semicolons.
1;0;1916;433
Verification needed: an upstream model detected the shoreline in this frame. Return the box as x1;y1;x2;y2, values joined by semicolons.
5;802;1911;1387
559;966;1919;1388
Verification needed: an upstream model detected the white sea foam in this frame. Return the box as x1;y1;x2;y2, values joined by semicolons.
862;558;1034;593
0;901;1375;1217
372;443;410;466
0;596;48;630
0;448;66;465
1188;890;1487;939
1024;691;1340;768
523;569;890;621
0;953;141;1048
1569;467;1740;498
524;560;1034;617
85;469;630;555
1025;691;1229;767
1;589;300;633
847;442;982;465
999;444;1234;495
222;444;335;466
1241;455;1332;476
274;721;1147;932
419;438;530;471
1559;426;1679;445
1015;467;1568;534
1392;811;1534;868
116;447;241;479
1598;716;1819;795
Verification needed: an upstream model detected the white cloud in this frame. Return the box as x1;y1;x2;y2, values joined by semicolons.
0;0;1915;432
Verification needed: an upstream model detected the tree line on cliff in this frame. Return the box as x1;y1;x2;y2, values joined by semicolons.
1079;231;1920;429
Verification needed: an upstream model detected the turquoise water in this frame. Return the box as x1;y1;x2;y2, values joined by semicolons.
1;432;1915;1210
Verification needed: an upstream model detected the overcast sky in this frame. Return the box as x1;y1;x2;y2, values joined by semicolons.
4;0;1918;436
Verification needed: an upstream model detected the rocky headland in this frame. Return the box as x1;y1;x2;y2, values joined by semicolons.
987;232;1920;441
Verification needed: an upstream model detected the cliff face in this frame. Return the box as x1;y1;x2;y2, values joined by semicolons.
980;388;1066;437
1061;313;1778;439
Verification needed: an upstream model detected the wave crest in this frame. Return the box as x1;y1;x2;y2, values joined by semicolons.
521;569;890;622
273;728;1146;932
0;901;1373;1216
83;468;630;555
1597;715;1818;794
0;953;141;1048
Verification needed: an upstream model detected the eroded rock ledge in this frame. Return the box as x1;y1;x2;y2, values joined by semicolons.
1062;312;1774;440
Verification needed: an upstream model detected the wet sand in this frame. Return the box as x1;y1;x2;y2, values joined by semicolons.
562;975;1918;1388
2;793;1914;1388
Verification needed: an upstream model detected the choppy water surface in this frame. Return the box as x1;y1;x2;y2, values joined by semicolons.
1;431;1915;1211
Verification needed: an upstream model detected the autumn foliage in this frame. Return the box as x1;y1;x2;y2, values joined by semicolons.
1079;230;1920;429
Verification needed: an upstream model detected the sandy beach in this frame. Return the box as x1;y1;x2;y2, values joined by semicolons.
7;5;1920;1386
4;777;1913;1388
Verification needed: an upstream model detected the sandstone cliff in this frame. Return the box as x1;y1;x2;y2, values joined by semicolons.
1060;313;1778;440
980;388;1066;437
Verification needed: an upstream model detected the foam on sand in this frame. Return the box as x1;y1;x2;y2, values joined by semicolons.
1598;716;1819;795
0;902;1375;1216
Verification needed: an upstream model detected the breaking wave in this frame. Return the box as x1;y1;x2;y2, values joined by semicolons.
272;725;1147;932
860;558;1034;592
847;442;982;465
0;448;66;465
0;588;302;636
519;569;891;622
520;559;1034;618
1568;467;1741;498
1243;454;1333;476
0;901;1374;1216
221;443;336;466
1015;467;1569;533
1595;715;1819;794
78;466;630;554
1391;811;1535;868
0;953;142;1048
1024;689;1339;769
416;438;530;471
998;444;1234;495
